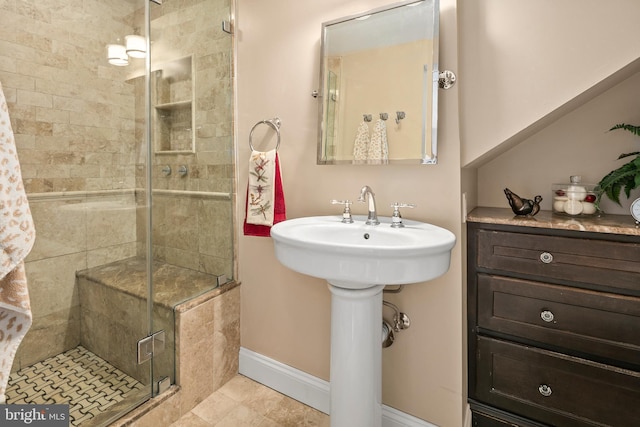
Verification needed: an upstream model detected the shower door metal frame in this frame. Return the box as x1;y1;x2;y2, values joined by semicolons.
143;0;165;398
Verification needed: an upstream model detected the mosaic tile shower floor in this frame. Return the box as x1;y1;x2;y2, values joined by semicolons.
6;346;147;426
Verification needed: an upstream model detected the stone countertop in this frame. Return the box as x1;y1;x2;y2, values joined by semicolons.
467;207;640;237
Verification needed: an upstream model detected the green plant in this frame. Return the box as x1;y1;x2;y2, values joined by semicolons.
596;123;640;208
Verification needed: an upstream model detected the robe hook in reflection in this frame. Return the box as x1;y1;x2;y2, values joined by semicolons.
249;117;281;151
395;111;406;124
380;113;388;121
363;114;372;122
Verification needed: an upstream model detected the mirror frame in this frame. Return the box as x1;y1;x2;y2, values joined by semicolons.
316;0;440;165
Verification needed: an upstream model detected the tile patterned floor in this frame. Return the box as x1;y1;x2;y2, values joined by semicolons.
170;375;330;427
6;346;147;426
5;349;327;427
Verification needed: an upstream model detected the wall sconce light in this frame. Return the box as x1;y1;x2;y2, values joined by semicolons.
107;44;129;66
125;35;146;58
107;34;146;66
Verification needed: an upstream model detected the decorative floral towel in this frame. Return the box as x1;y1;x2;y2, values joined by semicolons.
368;119;389;163
352;121;370;163
243;149;286;237
0;81;35;403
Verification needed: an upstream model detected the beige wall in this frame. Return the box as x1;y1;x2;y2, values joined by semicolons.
457;1;640;215
458;0;640;169
237;0;464;425
476;71;640;215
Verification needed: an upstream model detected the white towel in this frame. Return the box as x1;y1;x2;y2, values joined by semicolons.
352;121;370;163
368;119;389;163
0;81;35;403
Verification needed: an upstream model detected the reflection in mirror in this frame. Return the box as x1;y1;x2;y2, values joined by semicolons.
317;0;439;165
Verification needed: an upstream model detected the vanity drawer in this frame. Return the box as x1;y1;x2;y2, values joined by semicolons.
477;274;640;366
476;230;640;293
474;336;640;426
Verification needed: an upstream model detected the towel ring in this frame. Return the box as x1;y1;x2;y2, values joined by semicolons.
249;118;281;151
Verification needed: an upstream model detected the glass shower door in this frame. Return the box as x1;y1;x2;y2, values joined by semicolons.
3;0;156;424
146;0;236;399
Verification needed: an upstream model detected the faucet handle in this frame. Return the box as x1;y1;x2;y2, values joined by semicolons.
330;199;354;223
389;202;416;228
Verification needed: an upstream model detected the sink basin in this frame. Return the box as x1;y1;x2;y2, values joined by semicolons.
270;215;456;289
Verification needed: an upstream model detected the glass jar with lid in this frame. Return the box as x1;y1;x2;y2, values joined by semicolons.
551;175;598;216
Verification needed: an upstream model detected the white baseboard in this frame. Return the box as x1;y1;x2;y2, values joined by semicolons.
238;347;330;413
239;347;437;427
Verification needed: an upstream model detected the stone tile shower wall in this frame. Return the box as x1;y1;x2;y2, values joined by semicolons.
21;191;137;370
1;0;234;371
135;0;234;277
1;0;141;370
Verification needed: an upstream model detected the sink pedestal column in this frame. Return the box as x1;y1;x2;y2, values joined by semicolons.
328;282;385;427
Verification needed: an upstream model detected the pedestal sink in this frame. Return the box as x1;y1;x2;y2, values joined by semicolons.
270;215;456;427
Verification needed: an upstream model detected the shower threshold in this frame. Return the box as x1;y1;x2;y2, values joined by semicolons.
6;346;148;426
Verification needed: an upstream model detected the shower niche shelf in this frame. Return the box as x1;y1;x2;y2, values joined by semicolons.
153;56;195;154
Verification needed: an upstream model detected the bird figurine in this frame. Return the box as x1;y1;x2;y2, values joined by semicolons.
504;188;542;216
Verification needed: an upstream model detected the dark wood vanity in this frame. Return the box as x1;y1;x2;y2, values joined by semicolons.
467;208;640;426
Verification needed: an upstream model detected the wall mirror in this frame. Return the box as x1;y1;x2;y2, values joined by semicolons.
317;0;439;165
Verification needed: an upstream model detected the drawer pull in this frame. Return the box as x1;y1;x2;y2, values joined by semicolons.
540;310;555;323
539;252;554;263
538;384;553;397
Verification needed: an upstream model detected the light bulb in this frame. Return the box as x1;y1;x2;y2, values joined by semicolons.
107;44;128;66
125;35;146;58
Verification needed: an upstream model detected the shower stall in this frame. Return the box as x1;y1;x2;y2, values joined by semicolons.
1;0;235;425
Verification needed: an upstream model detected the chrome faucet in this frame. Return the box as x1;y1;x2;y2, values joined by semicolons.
358;185;379;225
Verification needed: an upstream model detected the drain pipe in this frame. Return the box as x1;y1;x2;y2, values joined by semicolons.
383;285;404;294
382;320;395;348
382;300;410;348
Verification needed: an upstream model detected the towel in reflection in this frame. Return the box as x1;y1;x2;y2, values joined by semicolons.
352;121;370;164
368;119;389;163
0;81;36;403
